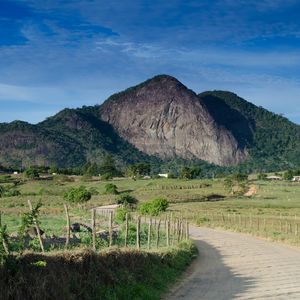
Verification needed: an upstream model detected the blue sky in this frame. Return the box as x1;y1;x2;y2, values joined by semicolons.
0;0;300;124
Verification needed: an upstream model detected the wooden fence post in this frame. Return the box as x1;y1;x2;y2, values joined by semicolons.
92;208;96;251
166;219;170;247
109;211;113;247
136;216;140;249
125;213;129;247
148;218;152;249
156;219;161;248
28;200;44;253
64;204;70;249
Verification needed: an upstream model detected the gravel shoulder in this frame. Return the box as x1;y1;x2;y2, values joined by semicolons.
167;227;300;300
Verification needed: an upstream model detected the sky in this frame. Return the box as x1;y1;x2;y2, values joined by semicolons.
0;0;300;124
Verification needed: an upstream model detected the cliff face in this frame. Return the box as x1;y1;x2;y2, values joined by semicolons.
99;75;248;166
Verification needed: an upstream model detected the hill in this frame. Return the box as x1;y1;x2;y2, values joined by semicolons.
199;91;300;171
0;75;299;172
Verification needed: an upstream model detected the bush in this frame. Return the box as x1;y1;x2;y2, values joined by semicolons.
101;173;113;181
24;168;39;179
105;183;118;195
116;193;138;207
115;208;130;224
139;198;169;216
64;186;92;203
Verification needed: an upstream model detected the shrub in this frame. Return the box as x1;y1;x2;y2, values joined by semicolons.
139;198;169;216
115;208;130;224
64;186;92;203
101;173;113;181
116;193;138;207
24;168;39;179
105;183;118;195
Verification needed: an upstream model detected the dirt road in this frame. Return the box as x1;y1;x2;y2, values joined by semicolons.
167;227;300;299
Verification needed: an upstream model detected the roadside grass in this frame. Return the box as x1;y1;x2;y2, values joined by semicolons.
0;240;197;300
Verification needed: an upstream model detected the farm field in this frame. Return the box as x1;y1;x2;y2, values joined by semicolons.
1;174;300;245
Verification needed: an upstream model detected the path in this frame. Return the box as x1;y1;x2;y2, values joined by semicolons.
167;227;300;299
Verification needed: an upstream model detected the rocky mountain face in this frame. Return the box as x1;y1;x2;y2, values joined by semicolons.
99;75;247;166
0;74;300;170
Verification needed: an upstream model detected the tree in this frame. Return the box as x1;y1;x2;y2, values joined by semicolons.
139;198;169;216
283;170;294;181
224;173;249;196
99;155;118;177
180;167;193;180
105;183;118;195
64;186;92;203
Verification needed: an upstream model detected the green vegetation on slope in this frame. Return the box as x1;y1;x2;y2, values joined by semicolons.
0;241;197;300
200;91;300;171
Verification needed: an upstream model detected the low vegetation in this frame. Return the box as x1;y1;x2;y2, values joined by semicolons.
0;241;197;300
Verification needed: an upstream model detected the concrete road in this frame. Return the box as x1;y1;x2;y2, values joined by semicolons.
167;227;300;300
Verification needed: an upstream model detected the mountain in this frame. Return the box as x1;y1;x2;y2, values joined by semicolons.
99;75;247;166
0;74;299;172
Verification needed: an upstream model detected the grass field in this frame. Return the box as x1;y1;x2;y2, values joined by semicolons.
1;174;300;245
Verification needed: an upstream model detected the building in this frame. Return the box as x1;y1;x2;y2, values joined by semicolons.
158;173;168;178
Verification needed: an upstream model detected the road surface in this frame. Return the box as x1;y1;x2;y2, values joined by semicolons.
167;227;300;299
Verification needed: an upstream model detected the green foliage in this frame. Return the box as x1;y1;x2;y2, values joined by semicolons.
0;185;20;198
0;224;10;265
127;163;151;177
19;202;42;237
104;183;118;195
99;155;120;177
200;90;300;172
24;167;40;179
116;193;138;207
118;222;148;246
31;260;47;267
180;166;202;180
224;173;249;196
258;173;267;180
80;232;109;249
63;186;91;203
101;173;113;181
139;198;169;216
283;169;300;180
115;208;130;224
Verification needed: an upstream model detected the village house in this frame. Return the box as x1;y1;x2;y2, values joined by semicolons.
158;173;168;178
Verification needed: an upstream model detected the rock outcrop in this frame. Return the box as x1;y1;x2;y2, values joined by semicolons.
99;75;247;166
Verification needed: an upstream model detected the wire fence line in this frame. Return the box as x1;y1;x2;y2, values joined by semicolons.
181;211;300;242
0;202;190;256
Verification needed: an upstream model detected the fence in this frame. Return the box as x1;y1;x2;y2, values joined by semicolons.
0;201;190;255
185;211;300;243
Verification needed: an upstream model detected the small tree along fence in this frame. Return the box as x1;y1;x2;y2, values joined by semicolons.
0;202;190;257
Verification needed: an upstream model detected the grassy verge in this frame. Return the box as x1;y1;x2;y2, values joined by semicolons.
0;240;197;300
